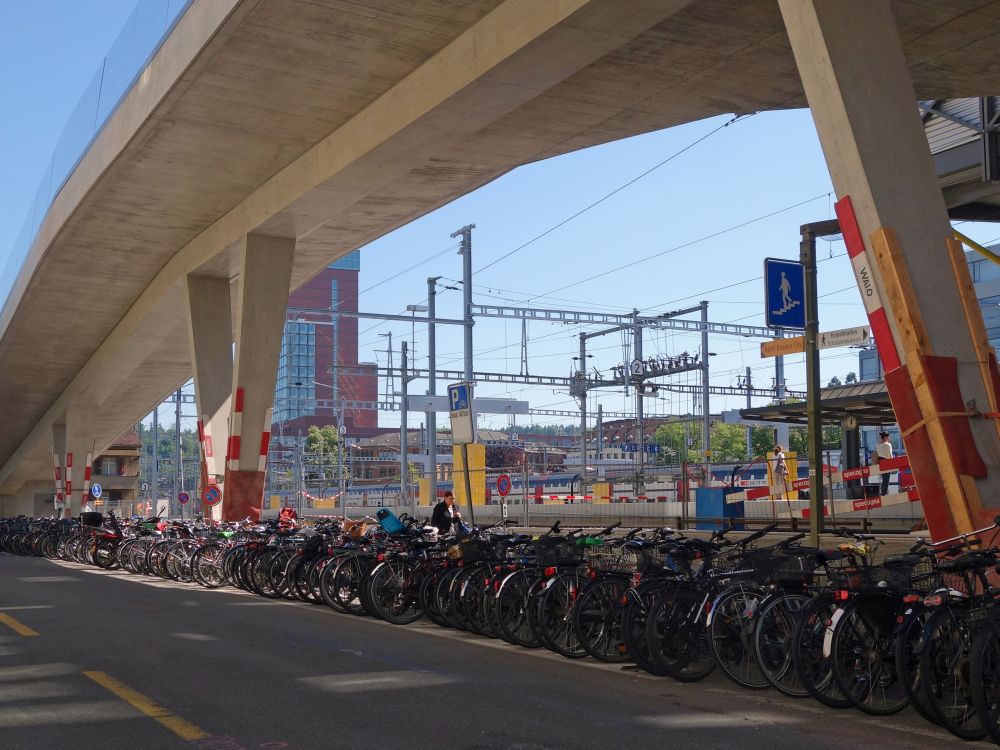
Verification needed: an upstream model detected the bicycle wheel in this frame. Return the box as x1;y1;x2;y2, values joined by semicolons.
434;568;466;629
419;568;451;628
830;596;908;715
894;606;938;725
367;559;422;625
623;580;672;676
331;554;372;615
708;586;769;689
792;594;851;708
535;572;587;659
754;592;810;697
191;543;227;588
495;570;541;648
646;586;715;682
573;576;631;663
919;606;986;740
970;619;1000;745
93;537;120;570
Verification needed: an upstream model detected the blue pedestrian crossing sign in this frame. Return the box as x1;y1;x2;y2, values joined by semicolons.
90;484;102;499
764;258;805;330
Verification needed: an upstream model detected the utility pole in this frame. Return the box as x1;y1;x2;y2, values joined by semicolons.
295;429;303;515
578;332;587;484
174;389;182;519
701;302;711;477
451;224;476;383
380;332;394;402
520;319;529;376
633;311;644;497
427;276;439;506
745;366;753;460
151;404;158;517
334;316;346;516
400;340;409;509
597;404;604;463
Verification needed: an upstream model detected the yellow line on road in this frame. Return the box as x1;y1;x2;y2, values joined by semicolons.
83;671;209;741
0;613;39;637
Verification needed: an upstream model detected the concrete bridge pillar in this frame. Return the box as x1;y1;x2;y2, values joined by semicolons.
780;0;1000;537
184;275;234;521
222;233;295;521
63;402;96;519
51;423;66;517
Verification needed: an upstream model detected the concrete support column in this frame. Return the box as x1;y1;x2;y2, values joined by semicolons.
779;0;1000;536
222;233;295;521
184;274;234;521
51;423;66;517
64;402;96;519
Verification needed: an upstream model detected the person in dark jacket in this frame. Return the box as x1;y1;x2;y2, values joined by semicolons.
431;491;462;535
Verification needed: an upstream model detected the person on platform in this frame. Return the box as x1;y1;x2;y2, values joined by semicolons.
875;431;894;496
773;444;788;499
431;490;462;535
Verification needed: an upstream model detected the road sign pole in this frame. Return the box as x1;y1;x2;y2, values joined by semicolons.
801;223;833;545
461;442;475;528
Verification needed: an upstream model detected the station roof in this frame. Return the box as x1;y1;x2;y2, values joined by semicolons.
739;380;893;426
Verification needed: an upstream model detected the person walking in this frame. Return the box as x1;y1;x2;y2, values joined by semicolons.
773;444;788;499
431;490;462;535
875;431;894;496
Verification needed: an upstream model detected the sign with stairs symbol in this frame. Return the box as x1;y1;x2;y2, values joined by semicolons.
764;258;806;329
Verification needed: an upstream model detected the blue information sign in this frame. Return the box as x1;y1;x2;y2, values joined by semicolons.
90;484;102;499
448;383;471;411
764;258;806;330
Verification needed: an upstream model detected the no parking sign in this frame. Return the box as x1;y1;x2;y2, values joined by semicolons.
496;474;511;497
202;483;222;507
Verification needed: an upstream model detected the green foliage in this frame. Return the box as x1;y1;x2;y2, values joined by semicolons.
827;375;842;387
845;372;858;384
304;425;349;480
501;424;580;436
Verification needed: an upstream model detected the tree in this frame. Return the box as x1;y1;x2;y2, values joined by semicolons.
304;425;348;481
827;374;842;387
709;423;749;462
845;371;858;384
822;424;843;450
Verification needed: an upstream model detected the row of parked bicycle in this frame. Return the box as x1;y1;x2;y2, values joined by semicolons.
4;508;1000;744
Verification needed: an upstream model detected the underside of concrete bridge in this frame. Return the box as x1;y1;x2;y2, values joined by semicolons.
3;0;1000;530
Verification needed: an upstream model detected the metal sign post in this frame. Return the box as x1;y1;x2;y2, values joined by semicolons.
798;220;840;545
448;382;476;527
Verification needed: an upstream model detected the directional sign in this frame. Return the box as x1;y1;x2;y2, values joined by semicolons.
202;483;222;507
90;484;103;499
818;325;870;350
496;474;512;497
178;492;190;505
448;382;477;445
760;336;805;358
764;258;806;329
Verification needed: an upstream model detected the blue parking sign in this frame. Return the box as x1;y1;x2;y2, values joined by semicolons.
448;383;471;411
764;258;805;330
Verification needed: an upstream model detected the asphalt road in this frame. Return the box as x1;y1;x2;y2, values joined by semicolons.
0;553;982;750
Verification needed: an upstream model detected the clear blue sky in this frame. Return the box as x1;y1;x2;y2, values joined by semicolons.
3;2;999;435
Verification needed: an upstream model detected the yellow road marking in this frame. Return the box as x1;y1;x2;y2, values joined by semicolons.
83;671;209;741
0;613;39;637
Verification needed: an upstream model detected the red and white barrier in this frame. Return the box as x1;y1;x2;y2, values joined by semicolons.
197;415;217;479
726;455;914;506
226;386;244;472
836;196;901;372
53;454;63;509
82;452;93;505
258;407;272;473
65;452;73;510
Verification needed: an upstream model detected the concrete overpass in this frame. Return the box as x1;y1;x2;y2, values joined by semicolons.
2;0;1000;533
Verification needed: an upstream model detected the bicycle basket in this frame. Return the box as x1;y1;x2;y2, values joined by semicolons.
80;512;104;528
532;537;583;566
458;536;494;563
766;549;820;584
584;545;640;574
